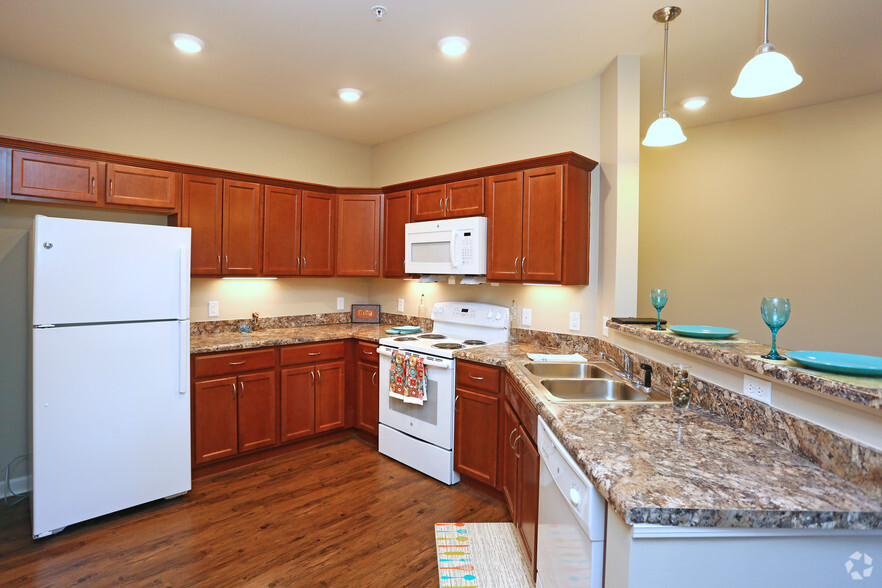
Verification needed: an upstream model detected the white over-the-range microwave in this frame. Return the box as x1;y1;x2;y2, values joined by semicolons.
404;216;487;276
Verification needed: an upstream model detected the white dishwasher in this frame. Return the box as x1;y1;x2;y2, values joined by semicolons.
536;418;606;588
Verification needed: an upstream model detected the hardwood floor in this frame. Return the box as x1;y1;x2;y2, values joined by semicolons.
0;437;510;587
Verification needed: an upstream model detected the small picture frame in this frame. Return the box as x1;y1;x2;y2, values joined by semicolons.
351;304;381;323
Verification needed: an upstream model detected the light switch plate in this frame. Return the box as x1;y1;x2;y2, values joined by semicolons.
208;301;219;317
337;297;344;310
602;315;610;337
521;308;532;327
569;312;581;331
743;375;772;405
397;298;405;312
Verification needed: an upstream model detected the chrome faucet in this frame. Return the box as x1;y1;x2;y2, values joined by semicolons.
600;343;632;380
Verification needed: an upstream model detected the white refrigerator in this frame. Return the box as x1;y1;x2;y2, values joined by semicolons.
29;215;192;539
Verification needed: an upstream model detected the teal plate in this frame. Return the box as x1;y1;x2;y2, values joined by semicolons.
667;325;739;339
786;351;882;377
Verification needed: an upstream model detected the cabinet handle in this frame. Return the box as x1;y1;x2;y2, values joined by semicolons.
229;360;246;366
217;254;221;269
363;350;374;356
438;197;443;214
231;383;236;397
239;380;245;397
310;371;315;384
308;352;321;356
372;372;377;385
445;196;450;214
109;179;113;196
521;257;525;273
509;428;518;449
513;434;522;459
90;177;95;194
317;369;322;384
302;257;306;269
297;257;301;272
468;375;484;381
225;255;229;268
514;257;519;272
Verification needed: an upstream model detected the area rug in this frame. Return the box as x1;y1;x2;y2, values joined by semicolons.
435;522;532;587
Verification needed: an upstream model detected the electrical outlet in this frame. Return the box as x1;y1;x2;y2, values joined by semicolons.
602;315;610;337
337;297;344;310
743;375;772;405
447;276;456;284
521;308;532;327
569;312;581;331
208;301;219;317
397;298;405;312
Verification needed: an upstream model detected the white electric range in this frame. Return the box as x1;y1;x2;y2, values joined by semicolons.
377;302;510;484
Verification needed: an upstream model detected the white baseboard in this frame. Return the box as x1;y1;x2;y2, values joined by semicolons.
1;474;31;500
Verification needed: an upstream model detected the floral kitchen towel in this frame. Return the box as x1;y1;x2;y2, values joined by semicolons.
389;351;428;405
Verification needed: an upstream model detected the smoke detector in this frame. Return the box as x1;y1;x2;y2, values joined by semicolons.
371;6;387;21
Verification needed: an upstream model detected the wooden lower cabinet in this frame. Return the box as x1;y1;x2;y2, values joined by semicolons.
453;388;500;487
355;361;379;435
501;401;520;518
315;361;346;433
280;365;316;442
516;424;540;567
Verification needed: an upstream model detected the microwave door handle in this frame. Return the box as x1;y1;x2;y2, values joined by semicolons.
450;231;461;268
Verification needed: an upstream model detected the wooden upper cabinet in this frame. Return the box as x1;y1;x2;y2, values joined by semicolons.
521;166;563;283
336;193;381;277
301;191;335;276
11;151;100;203
411;184;445;222
183;174;223;275
382;190;410;278
222;180;262;275
486;172;524;281
105;164;178;209
445;178;484;218
263;186;301;276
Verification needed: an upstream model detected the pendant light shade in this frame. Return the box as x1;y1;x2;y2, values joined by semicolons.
731;0;802;98
643;7;686;147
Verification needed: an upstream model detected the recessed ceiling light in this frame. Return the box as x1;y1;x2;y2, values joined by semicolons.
438;37;470;57
171;33;205;54
681;96;709;110
337;88;363;102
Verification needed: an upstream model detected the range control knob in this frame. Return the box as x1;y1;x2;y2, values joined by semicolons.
487;310;493;319
495;311;503;320
436;307;444;315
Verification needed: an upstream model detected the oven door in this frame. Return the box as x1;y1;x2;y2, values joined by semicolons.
377;346;455;449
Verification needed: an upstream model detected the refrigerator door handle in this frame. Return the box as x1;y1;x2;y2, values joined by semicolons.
179;248;190;320
179;320;190;394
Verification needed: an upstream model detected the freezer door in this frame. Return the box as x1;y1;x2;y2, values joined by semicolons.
31;320;191;538
32;215;191;324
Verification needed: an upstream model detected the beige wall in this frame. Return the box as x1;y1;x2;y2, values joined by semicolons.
638;92;882;356
0;58;372;186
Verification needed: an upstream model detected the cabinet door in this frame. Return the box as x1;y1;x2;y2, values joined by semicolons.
355;361;379;435
411;184;445;221
486;172;524;281
237;370;277;453
223;180;262;275
183;174;223;275
315;361;346;433
336;193;381;277
11;150;99;203
194;376;238;465
263;185;301;276
517;426;540;568
280;366;315;442
301;191;335;276
445;178;484;218
382;190;410;278
453;388;500;487
501;401;520;522
521;166;563;282
105;163;178;209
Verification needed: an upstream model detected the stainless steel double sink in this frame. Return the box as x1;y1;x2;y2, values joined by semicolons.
518;361;668;404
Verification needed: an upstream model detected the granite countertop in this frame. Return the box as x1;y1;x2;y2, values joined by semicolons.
192;325;882;530
608;322;882;411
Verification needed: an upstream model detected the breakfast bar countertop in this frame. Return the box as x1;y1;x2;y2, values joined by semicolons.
191;325;882;531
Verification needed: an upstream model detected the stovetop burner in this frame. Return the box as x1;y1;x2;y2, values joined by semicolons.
394;336;418;341
419;334;447;340
432;343;465;350
463;339;486;345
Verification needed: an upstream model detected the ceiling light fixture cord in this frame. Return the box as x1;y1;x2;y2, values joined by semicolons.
763;0;770;44
661;18;669;113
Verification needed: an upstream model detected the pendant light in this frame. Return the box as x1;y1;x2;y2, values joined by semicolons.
643;6;686;147
731;0;802;98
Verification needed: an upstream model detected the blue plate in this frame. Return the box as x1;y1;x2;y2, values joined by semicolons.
786;351;882;377
667;325;739;339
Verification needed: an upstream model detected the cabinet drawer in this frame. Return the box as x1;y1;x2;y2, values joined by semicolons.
504;374;539;444
194;348;275;378
355;341;379;364
280;340;346;366
455;361;500;394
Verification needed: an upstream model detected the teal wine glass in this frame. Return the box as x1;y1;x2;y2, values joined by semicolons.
650;289;668;331
760;297;791;360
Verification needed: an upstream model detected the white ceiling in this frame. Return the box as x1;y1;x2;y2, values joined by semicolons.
0;0;880;146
